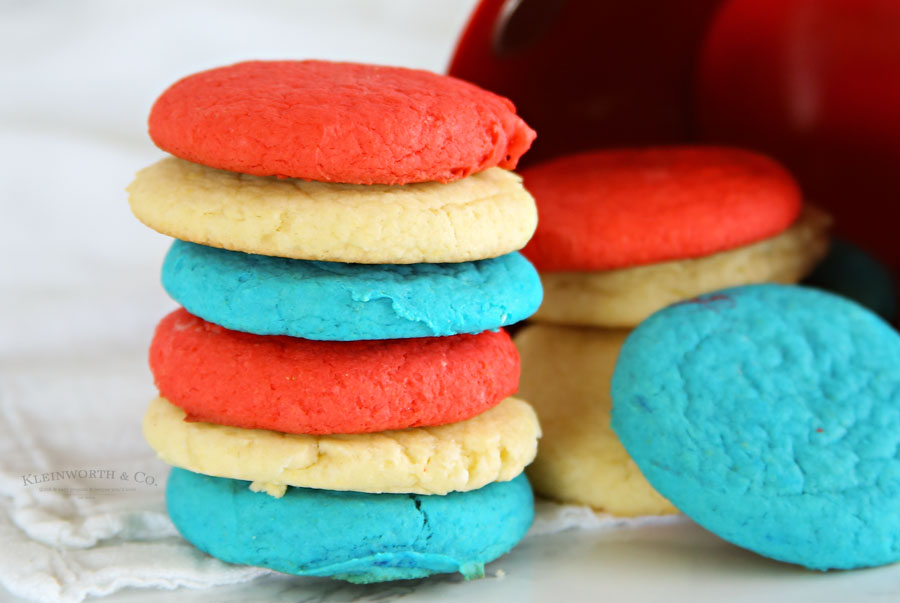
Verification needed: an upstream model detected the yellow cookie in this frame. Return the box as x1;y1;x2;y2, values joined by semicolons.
533;206;831;327
143;396;540;496
515;323;677;516
127;157;537;263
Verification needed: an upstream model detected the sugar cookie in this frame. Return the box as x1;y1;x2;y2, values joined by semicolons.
150;309;519;435
149;60;535;185
521;147;801;271
516;324;676;516
534;206;830;327
143;396;541;496
612;284;900;569
166;468;534;583
128;158;537;263
162;241;542;340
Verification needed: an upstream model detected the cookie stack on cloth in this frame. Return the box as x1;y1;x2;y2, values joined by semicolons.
126;60;545;583
514;147;831;516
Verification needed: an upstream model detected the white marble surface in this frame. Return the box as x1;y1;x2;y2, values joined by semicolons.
4;2;900;602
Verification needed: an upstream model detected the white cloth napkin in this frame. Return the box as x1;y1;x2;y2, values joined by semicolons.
0;345;272;603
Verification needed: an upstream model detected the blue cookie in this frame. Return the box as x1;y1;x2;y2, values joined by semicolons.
804;238;897;322
161;240;543;340
166;468;534;583
611;284;900;570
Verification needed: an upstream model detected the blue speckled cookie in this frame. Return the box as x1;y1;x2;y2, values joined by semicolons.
804;238;897;322
166;468;534;583
611;284;900;570
161;240;543;340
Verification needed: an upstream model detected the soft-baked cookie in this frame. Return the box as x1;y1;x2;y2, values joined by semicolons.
166;468;534;583
150;309;519;434
128;158;537;264
515;323;676;516
149;60;535;185
521;147;802;271
612;284;900;570
162;240;543;340
534;206;830;327
143;396;541;497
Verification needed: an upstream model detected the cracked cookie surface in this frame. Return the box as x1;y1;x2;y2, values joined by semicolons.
166;468;534;582
161;240;542;340
611;284;900;569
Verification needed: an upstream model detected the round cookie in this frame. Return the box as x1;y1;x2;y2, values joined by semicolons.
162;240;543;340
143;396;541;497
515;324;676;516
805;238;897;323
149;309;520;435
148;60;535;185
128;158;537;264
166;468;534;583
611;284;900;570
520;147;802;271
534;206;830;327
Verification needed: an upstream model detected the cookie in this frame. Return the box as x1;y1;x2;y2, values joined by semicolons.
149;309;519;435
520;147;802;271
166;468;534;583
143;396;541;497
805;239;897;322
534;206;830;327
128;158;537;264
161;241;543;340
515;324;676;516
611;284;900;569
148;60;535;185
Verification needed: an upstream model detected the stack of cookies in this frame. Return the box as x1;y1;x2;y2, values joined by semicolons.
127;60;544;582
514;147;831;516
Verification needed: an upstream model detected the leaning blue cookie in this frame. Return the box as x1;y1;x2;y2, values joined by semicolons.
611;284;900;570
166;468;534;582
161;240;543;340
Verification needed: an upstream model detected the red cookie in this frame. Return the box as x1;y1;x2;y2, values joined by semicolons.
149;309;520;435
520;147;802;271
148;60;535;185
